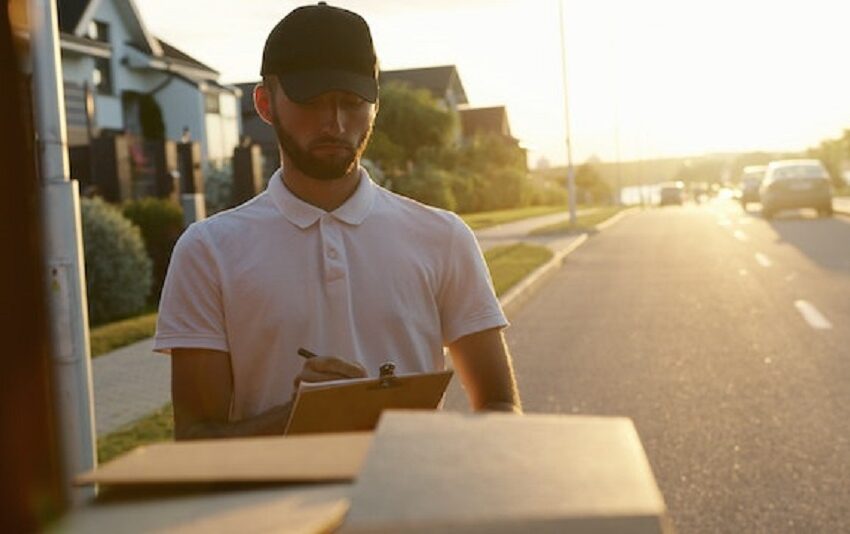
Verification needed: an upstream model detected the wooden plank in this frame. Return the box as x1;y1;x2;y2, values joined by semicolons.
76;433;372;486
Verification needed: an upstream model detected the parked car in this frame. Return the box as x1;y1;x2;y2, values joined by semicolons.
659;181;685;206
738;165;767;209
759;159;833;219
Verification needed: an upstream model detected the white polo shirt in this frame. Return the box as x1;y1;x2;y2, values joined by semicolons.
154;168;507;420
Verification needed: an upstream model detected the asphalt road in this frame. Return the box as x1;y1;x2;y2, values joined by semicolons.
447;199;850;533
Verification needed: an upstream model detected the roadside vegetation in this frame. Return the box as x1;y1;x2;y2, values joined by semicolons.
485;243;554;296
97;403;173;463
365;81;567;212
460;205;565;230
530;206;627;236
90;312;157;358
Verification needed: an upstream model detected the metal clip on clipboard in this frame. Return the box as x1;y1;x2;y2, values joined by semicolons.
376;362;397;389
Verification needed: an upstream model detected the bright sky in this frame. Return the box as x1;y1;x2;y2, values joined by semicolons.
134;0;850;167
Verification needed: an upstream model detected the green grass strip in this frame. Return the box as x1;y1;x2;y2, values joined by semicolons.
529;206;626;236
485;243;553;296
89;312;158;358
97;403;174;463
461;205;566;230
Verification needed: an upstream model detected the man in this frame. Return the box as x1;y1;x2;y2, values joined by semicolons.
155;2;522;440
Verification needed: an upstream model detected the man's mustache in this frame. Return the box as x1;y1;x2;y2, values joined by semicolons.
308;137;355;151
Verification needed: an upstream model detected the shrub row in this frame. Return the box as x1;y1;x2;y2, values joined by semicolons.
81;197;183;326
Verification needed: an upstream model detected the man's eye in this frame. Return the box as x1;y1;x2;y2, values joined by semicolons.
341;97;363;109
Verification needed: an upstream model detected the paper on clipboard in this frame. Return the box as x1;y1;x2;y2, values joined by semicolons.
284;369;453;435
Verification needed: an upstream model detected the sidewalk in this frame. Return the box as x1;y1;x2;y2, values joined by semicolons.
91;208;610;436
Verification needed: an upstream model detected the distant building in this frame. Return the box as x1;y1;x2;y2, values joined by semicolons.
234;82;281;179
379;65;468;112
459;106;527;171
458;106;516;143
57;0;241;168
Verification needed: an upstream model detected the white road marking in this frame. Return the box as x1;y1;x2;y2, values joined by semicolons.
739;268;749;276
754;253;772;267
794;300;833;330
733;230;749;242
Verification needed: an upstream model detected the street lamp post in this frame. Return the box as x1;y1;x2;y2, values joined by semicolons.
558;0;577;224
29;0;96;504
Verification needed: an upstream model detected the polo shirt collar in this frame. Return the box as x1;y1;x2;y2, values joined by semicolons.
268;166;377;229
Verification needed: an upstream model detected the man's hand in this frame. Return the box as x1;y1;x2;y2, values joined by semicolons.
172;349;369;440
293;355;367;388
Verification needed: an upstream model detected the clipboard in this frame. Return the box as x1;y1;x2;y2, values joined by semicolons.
284;364;453;435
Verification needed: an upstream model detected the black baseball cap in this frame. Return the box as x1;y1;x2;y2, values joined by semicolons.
260;2;378;103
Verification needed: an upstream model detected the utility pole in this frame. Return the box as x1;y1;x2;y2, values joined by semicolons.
558;0;577;224
29;0;96;503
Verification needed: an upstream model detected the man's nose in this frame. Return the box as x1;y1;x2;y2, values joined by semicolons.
319;100;346;135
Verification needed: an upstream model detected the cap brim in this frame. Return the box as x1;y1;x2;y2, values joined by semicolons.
277;70;378;103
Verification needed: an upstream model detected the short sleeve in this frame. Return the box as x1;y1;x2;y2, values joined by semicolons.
437;216;508;345
153;224;229;354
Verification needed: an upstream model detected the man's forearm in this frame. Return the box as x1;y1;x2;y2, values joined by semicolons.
175;402;293;440
448;328;523;413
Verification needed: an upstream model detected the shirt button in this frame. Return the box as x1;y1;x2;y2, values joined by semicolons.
328;249;338;259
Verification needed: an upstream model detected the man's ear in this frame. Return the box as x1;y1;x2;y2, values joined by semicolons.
254;83;274;125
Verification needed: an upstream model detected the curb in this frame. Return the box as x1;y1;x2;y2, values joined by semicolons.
595;206;640;231
499;234;587;318
499;207;639;319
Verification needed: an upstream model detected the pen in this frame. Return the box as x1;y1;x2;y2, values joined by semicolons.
297;347;319;359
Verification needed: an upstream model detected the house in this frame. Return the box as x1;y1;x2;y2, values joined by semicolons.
57;0;241;170
458;106;517;144
459;106;527;171
379;65;468;112
235;81;279;179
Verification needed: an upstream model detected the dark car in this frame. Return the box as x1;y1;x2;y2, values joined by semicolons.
659;182;685;206
759;160;833;219
739;165;766;209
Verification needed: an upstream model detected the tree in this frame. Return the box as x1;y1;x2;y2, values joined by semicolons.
392;164;457;211
364;81;457;177
574;162;612;205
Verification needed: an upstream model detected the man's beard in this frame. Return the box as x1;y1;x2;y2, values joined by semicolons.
270;115;372;181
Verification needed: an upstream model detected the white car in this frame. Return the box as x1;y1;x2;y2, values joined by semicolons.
759;159;833;219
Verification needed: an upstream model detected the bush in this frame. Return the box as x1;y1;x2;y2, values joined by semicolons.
81;197;152;325
393;165;457;211
122;198;184;302
205;161;233;215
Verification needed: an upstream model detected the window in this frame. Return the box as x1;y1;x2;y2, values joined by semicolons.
205;93;220;114
87;20;110;44
93;57;113;95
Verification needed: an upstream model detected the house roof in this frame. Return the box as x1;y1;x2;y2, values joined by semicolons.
379;65;468;105
58;0;214;75
56;0;90;33
459;106;512;139
156;39;218;74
